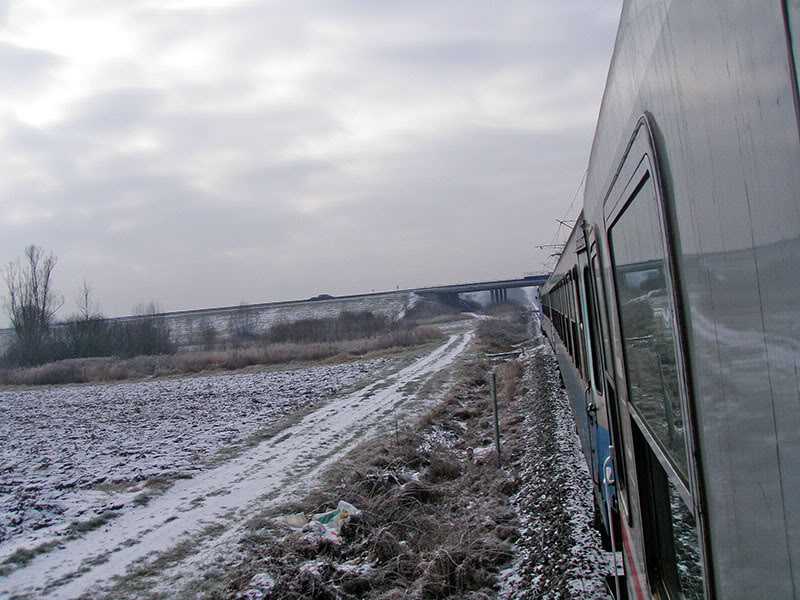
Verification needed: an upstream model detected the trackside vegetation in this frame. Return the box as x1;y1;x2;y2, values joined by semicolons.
194;310;532;600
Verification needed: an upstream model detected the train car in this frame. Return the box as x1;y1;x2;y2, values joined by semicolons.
539;211;620;545
539;1;800;598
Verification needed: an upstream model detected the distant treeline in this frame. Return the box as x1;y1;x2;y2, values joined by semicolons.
3;312;175;367
1;309;426;370
0;310;448;386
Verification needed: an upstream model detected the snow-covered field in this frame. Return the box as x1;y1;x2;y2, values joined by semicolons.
0;359;391;553
0;329;473;599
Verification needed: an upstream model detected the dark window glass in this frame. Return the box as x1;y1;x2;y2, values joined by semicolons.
577;273;587;378
583;266;603;394
633;427;704;599
667;480;704;598
571;277;582;371
609;174;688;481
592;254;614;374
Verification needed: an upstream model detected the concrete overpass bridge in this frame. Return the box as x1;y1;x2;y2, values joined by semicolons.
414;274;549;304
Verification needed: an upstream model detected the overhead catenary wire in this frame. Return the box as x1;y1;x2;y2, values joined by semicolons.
540;168;587;269
549;168;587;248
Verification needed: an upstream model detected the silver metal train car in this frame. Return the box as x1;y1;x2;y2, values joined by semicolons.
539;1;800;598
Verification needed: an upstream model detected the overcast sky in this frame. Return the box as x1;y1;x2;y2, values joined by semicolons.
0;0;622;322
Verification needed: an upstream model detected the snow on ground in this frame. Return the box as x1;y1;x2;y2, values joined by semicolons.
0;359;390;555
499;318;613;599
0;330;472;599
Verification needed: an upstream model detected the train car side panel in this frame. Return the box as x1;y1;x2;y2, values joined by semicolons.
579;0;800;597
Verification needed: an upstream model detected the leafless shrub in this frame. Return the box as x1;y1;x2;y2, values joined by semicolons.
401;298;465;322
195;318;218;351
368;527;405;563
479;300;528;320
268;311;391;344
2;244;63;366
1;360;85;386
418;535;511;598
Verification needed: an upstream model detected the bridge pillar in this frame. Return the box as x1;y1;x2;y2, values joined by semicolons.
489;288;508;304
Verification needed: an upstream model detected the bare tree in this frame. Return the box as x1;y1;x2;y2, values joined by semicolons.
196;317;218;350
76;279;102;322
228;301;257;343
119;300;174;356
58;279;108;359
2;244;64;364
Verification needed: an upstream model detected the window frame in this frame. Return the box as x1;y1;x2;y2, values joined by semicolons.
606;160;693;503
601;116;709;597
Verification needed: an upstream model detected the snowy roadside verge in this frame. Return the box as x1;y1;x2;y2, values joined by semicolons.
1;329;473;599
199;319;528;599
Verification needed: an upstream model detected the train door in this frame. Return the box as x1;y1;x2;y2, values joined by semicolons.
587;227;629;544
603;119;707;599
576;245;601;491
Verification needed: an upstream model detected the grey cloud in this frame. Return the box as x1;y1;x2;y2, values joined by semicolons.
259;124;592;291
327;125;590;235
227;159;342;203
64;88;164;134
0;41;62;88
1;119;76;182
153;105;341;157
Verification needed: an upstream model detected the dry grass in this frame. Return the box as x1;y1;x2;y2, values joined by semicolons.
475;318;528;354
65;510;121;539
0;540;63;576
201;310;532;599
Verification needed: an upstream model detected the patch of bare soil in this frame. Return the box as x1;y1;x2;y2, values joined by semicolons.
203;312;610;599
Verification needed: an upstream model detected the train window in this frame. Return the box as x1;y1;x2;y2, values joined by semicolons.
574;267;589;381
633;426;704;599
583;266;603;394
563;284;574;358
571;272;583;375
605;381;627;493
608;172;689;482
591;254;614;374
